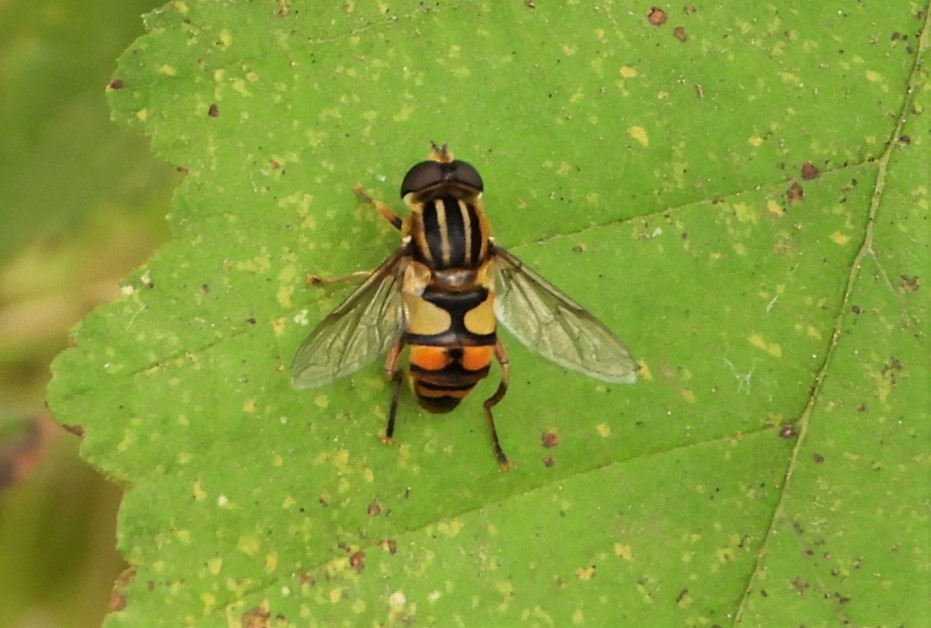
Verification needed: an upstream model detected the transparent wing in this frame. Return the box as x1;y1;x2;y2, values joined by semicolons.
493;246;637;383
291;250;405;389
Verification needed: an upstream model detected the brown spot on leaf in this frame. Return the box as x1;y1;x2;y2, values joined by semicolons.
349;550;365;573
800;161;820;180
779;424;798;439
367;500;382;516
899;274;919;292
813;452;825;464
108;79;124;90
240;606;271;628
792;576;810;595
208;103;219;117
109;568;135;612
543;456;555;468
786;182;804;203
673;26;687;42
647;7;668;25
62;423;85;437
541;431;560;448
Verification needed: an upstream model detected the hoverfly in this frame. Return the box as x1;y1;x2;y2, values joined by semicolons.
292;143;636;468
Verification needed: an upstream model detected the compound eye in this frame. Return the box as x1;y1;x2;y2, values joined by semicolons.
400;161;444;197
449;160;484;191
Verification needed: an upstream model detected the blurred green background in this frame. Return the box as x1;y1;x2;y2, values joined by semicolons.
0;1;177;625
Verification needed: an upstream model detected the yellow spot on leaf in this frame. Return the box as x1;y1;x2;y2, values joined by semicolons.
192;479;206;501
614;543;633;560
619;65;638;78
117;429;135;452
637;360;652;380
207;557;222;575
596;423;611;437
201;593;216;615
681;388;696;404
314;394;329;409
577;566;596;581
243;399;257;413
217;30;232;47
865;69;882;82
748;334;783;358
329;587;343;603
830;231;850;245
277;284;293;308
158;65;177;76
176;529;191;544
136;108;148;122
231;78;250;96
628;126;649;147
393;103;414;122
272;454;283;467
573;609;584;624
766;199;783;216
733;202;757;223
238;535;260;556
748;136;764;147
439;519;463;537
265;552;278;572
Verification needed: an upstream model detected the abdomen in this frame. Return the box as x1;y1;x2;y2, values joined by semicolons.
404;284;497;413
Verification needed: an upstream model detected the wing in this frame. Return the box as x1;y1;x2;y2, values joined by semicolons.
291;249;406;389
493;246;637;384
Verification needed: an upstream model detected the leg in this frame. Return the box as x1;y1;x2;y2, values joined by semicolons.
483;339;511;470
383;335;406;443
354;185;403;231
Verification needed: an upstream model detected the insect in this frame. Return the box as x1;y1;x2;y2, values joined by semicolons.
292;143;636;468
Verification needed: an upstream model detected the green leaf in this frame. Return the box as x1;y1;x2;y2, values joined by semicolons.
48;2;929;625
